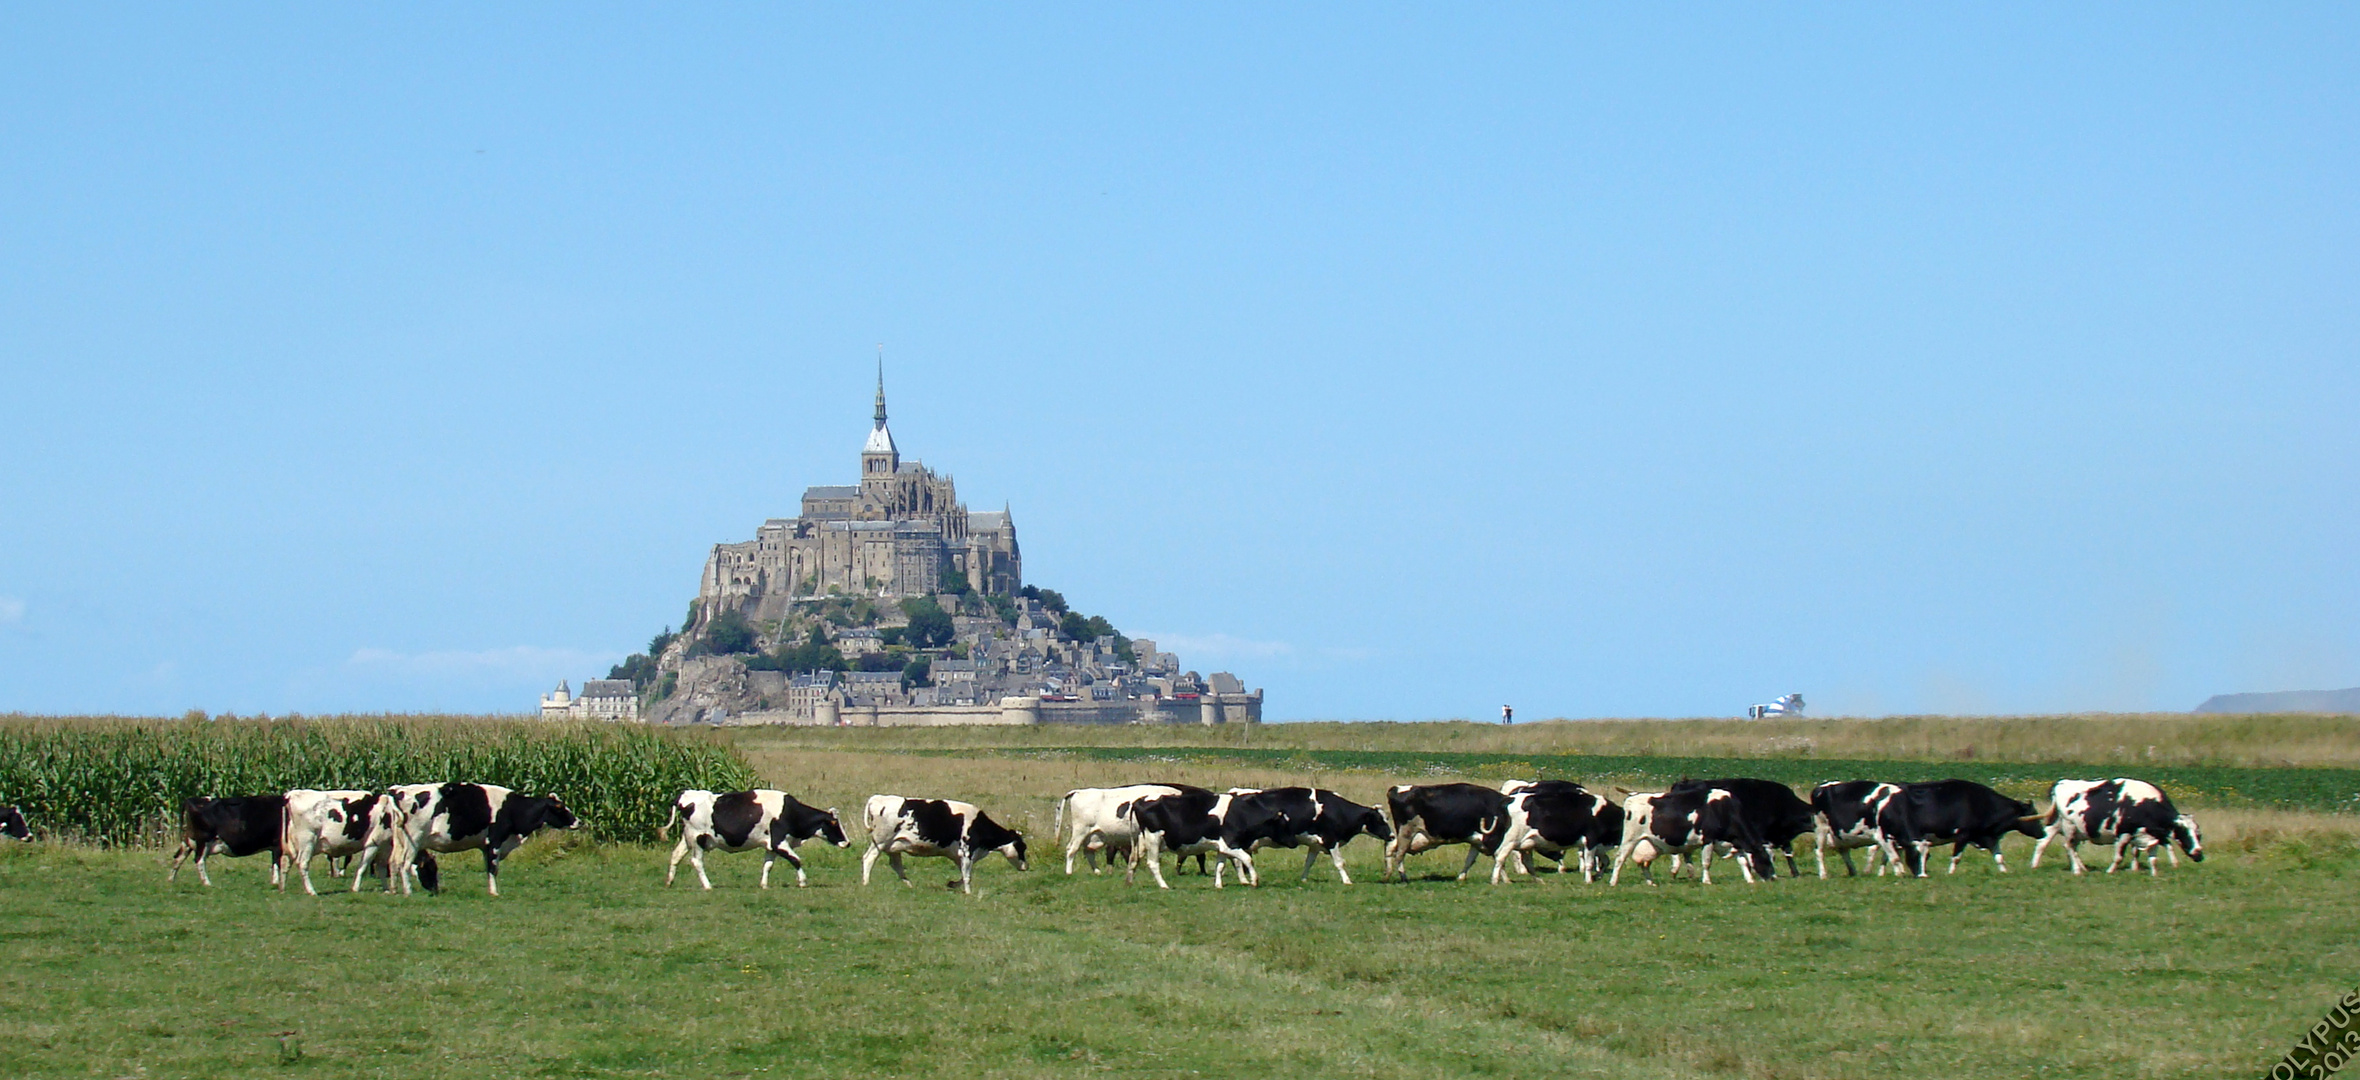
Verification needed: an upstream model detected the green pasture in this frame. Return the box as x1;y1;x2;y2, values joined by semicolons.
0;831;2352;1080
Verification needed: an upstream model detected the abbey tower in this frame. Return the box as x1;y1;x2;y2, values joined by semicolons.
696;366;1022;624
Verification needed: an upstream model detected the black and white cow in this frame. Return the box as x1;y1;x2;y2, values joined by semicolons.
2030;778;2204;876
0;805;30;842
1382;782;1509;883
388;783;582;896
167;795;288;887
1608;787;1775;885
1124;790;1279;889
350;782;436;893
1668;778;1814;879
1054;783;1212;874
861;794;1028;894
1808;781;1910;878
1228;787;1394;885
282;789;388;895
663;789;849;889
1890;779;2043;876
1486;780;1623;884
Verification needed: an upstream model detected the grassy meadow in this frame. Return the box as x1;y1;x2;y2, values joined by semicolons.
0;712;2355;1079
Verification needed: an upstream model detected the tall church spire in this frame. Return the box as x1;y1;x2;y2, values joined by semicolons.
862;346;899;465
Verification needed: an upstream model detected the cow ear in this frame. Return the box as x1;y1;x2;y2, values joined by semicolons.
825;807;838;816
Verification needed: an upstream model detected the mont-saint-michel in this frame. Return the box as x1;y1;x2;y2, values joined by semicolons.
544;369;1262;726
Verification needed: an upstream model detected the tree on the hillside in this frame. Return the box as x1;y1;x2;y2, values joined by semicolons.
901;597;954;649
902;657;932;690
607;653;659;690
937;567;972;596
700;608;759;655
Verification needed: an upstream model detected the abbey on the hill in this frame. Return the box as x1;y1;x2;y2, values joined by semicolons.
698;366;1023;621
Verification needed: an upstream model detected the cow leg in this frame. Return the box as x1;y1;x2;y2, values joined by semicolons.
889;851;912;887
2064;840;2089;875
483;848;501;896
665;836;693;887
957;845;974;895
2030;829;2055;869
1453;843;1481;882
777;843;808;887
1608;840;1635;886
1988;840;2009;873
284;838;307;894
1698;846;1715;885
1330;845;1354;886
2106;838;2131;874
195;842;215;887
1141;837;1173;890
1063;830;1086;875
860;843;882;886
1301;845;1321;883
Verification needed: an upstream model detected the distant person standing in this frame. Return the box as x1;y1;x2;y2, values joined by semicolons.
1501;704;1513;725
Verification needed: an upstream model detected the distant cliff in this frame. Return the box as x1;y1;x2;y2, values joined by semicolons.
2193;688;2360;714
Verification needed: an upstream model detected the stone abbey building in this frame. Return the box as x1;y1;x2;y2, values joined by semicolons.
698;369;1023;619
551;366;1263;727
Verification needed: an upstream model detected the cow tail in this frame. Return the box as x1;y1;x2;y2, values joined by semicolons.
278;798;296;875
1053;795;1067;845
659;801;682;843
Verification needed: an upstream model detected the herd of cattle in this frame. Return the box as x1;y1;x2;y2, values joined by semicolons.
0;774;2206;896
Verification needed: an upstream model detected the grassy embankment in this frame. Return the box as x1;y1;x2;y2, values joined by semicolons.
0;712;2353;1079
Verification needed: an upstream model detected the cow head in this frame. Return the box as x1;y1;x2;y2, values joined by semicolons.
536;796;583;833
816;808;850;849
2007;797;2044;840
1356;804;1395;842
2173;814;2205;862
0;805;30;842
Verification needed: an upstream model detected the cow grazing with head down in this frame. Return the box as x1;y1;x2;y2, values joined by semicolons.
1809;781;1910;878
282;789;389;895
861;794;1028;894
1228;787;1393;885
167;796;288;887
1608;787;1775;885
1668;778;1813;879
2031;778;2204;876
1890;779;2043;876
664;789;849;889
388;783;582;896
1382;783;1509;883
1054;783;1212;874
0;805;30;842
1487;780;1623;884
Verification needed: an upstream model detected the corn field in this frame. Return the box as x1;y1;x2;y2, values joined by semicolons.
0;716;757;846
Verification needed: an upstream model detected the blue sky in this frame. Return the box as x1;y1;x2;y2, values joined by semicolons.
2;8;2354;719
